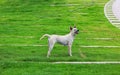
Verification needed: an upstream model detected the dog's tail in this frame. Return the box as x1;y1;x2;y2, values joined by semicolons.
40;34;51;40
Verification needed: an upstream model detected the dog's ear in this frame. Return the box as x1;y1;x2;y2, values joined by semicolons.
74;25;76;28
70;26;73;30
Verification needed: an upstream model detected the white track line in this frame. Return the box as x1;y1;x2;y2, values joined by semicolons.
1;61;120;64
54;61;120;64
50;4;81;6
1;36;119;40
112;0;120;21
0;44;120;48
50;3;105;7
104;0;120;29
0;36;34;38
76;38;115;40
0;44;47;47
81;46;120;48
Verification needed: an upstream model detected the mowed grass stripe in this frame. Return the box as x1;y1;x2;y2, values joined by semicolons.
0;62;120;75
0;46;120;62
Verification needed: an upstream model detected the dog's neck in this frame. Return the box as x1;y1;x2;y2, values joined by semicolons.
69;31;76;38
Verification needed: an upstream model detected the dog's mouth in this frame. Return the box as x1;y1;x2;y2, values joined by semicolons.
75;30;79;34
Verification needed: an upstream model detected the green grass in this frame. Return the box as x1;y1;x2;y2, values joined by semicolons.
0;62;120;75
0;0;120;75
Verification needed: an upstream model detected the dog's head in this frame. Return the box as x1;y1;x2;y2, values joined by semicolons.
70;25;79;35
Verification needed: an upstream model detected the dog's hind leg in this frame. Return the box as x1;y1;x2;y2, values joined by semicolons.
47;39;55;58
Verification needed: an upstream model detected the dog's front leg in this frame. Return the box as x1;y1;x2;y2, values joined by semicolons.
68;44;72;56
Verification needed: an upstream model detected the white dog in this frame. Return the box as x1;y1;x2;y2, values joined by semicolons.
40;26;79;58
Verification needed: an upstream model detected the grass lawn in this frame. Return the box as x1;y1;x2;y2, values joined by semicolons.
0;0;120;75
0;62;120;75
